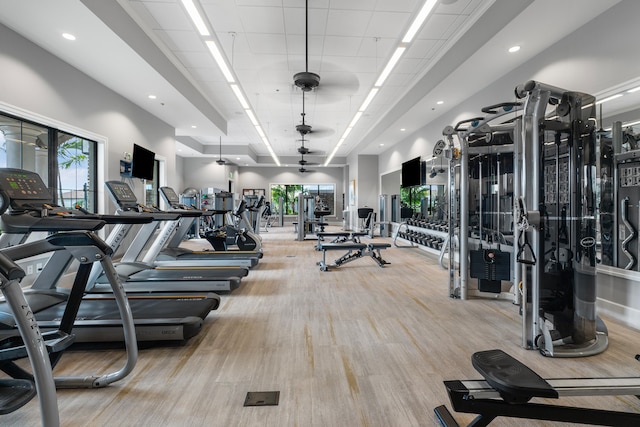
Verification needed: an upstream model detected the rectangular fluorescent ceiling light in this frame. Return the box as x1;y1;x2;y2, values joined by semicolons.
627;86;640;93
595;93;623;105
230;84;249;109
181;0;210;36
246;109;259;126
205;41;235;83
348;111;363;128
402;0;437;43
359;88;379;112
375;47;406;87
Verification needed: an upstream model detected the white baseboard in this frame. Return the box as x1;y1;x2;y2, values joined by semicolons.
597;297;640;330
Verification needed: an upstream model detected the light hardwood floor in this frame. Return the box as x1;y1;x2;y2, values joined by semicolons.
3;225;640;426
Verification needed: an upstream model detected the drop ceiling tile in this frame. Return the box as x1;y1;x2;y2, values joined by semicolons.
322;35;363;57
245;33;288;54
201;2;244;32
356;37;397;58
375;0;421;13
283;7;328;35
286;34;325;56
364;11;412;38
238;6;286;34
326;9;372;37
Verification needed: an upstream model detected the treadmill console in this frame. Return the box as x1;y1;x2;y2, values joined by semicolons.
0;168;53;210
159;187;180;205
105;181;139;208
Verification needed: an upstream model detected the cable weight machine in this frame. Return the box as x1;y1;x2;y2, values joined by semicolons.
445;102;523;302
515;80;607;357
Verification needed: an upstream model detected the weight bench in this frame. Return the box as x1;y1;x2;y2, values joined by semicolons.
315;231;368;249
316;242;391;271
434;348;640;426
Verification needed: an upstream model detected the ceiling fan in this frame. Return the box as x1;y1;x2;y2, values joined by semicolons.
297;133;314;155
216;136;225;165
293;0;319;93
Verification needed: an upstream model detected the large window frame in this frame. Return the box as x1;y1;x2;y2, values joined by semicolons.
269;183;336;216
0;110;98;211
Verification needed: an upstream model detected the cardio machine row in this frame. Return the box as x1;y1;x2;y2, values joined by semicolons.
0;168;264;425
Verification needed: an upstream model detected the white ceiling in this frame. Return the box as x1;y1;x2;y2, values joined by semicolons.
0;0;634;167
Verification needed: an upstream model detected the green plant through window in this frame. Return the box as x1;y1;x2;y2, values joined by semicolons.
270;184;335;215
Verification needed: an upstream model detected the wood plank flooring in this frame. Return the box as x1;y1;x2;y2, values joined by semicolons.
3;225;640;426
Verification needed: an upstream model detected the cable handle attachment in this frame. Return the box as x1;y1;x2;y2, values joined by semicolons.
515;197;537;265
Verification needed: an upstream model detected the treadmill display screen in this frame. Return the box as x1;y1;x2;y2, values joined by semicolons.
0;169;51;200
160;187;180;204
105;181;138;204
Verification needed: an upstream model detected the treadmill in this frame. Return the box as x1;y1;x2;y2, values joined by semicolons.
87;181;248;293
0;168;218;344
155;186;262;268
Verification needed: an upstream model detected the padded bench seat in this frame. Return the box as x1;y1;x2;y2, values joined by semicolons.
315;231;368;249
316;242;391;271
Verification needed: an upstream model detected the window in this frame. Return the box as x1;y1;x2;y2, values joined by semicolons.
56;131;97;211
145;159;160;207
0;114;50;181
0;112;98;210
270;183;335;215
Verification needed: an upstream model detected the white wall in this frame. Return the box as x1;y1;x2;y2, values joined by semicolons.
0;23;179;212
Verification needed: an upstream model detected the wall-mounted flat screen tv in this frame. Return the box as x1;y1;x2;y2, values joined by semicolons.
131;144;155;181
401;156;422;188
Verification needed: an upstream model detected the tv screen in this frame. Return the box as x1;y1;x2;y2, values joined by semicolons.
401;156;422;188
131;144;155;181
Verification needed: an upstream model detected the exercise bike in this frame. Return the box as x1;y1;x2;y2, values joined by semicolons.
204;200;261;252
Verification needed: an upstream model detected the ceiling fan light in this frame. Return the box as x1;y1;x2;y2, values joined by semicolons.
294;71;320;91
296;123;312;135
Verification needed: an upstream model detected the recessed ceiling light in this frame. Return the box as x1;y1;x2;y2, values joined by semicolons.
379;143;384;146
62;33;76;41
627;86;640;93
148;95;157;99
400;128;406;132
437;100;444;105
508;45;521;53
236;157;240;160
191;125;197;128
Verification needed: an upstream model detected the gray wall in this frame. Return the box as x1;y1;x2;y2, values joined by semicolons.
373;0;640;329
0;23;178;212
378;0;640;178
357;155;379;211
